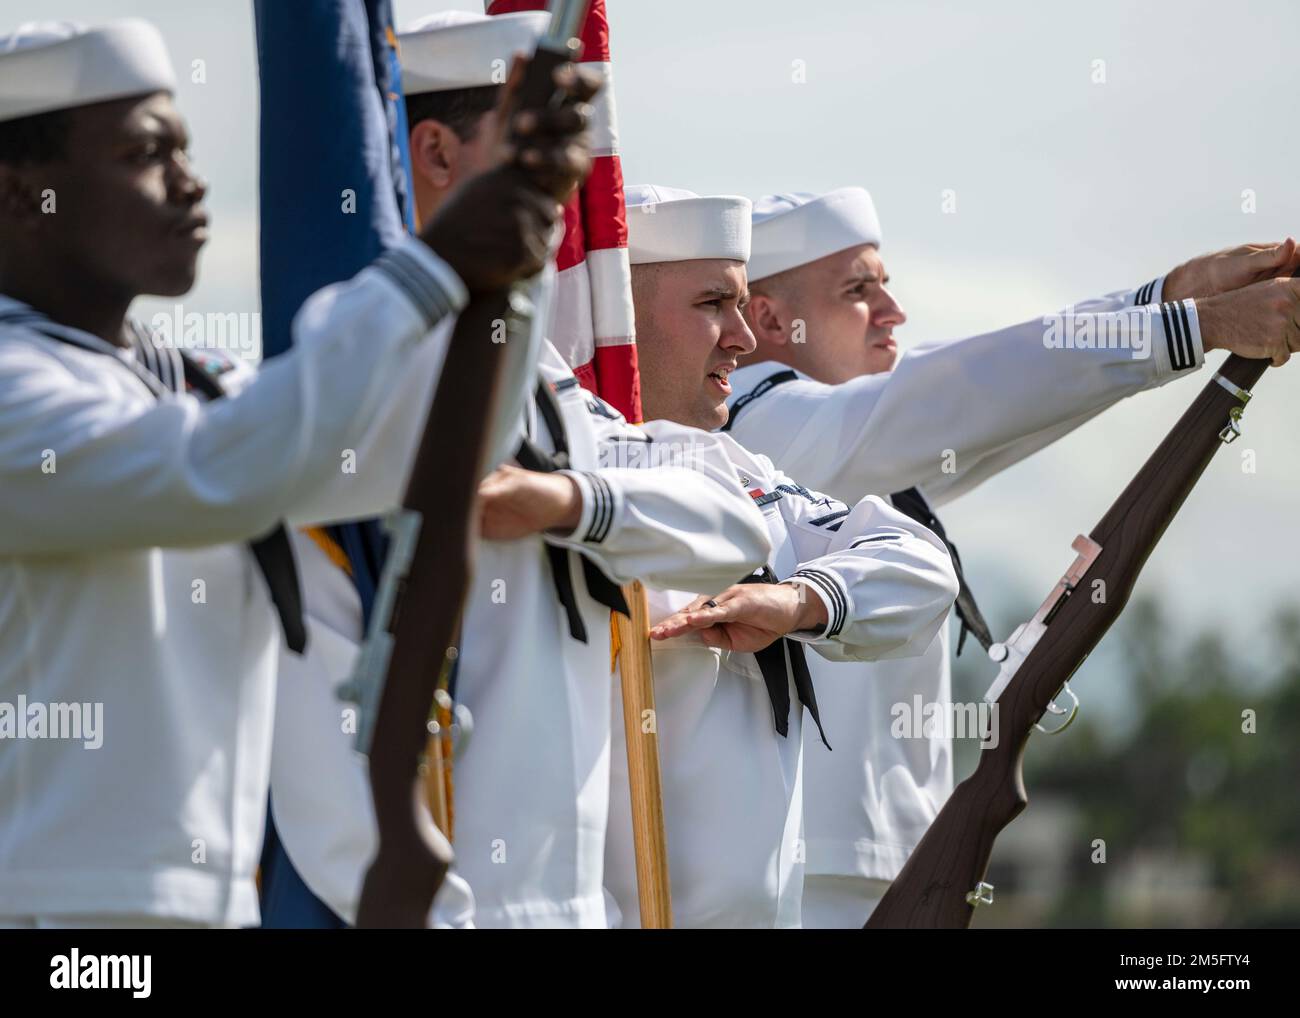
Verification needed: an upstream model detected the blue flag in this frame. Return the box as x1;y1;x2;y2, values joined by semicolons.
253;0;412;929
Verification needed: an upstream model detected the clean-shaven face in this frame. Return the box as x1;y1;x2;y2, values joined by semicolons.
7;91;209;298
757;243;907;382
631;258;755;430
450;107;501;180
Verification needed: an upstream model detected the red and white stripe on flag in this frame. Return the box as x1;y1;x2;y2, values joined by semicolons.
487;0;641;422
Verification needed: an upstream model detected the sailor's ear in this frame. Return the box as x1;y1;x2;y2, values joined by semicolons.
746;292;788;347
408;118;459;192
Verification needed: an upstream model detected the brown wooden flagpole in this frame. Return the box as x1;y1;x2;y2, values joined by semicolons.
615;580;673;927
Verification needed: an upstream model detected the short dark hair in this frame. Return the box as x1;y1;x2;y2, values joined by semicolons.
0;107;72;166
748;264;805;304
404;85;500;141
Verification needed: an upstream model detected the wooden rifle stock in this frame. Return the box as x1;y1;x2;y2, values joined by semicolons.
356;296;511;927
355;32;586;928
865;353;1270;929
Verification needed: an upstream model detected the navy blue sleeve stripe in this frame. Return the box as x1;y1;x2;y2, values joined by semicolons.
582;471;615;544
1158;301;1193;371
850;534;902;548
373;247;455;329
792;567;847;637
808;507;852;528
583;473;605;543
1171;301;1193;369
590;473;608;546
1175;300;1197;371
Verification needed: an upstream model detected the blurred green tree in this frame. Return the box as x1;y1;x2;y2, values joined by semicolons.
1014;597;1300;927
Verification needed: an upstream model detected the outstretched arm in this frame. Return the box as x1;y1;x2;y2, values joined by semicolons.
732;240;1300;508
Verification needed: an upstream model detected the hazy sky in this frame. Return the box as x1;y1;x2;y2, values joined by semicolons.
5;1;1297;698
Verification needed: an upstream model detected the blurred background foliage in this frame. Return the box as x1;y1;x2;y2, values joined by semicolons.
950;596;1300;928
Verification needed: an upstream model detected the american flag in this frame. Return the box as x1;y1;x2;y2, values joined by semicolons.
487;0;641;423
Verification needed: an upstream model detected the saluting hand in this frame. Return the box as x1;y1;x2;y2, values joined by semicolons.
1195;275;1300;366
1163;238;1300;302
649;583;829;653
478;464;582;541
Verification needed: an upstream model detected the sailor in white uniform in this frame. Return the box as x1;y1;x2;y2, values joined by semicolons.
602;186;960;928
267;12;773;930
0;18;587;928
724;188;1300;927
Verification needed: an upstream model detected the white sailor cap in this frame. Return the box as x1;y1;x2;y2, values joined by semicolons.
398;10;550;95
0;19;176;123
748;187;881;282
625;185;752;266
